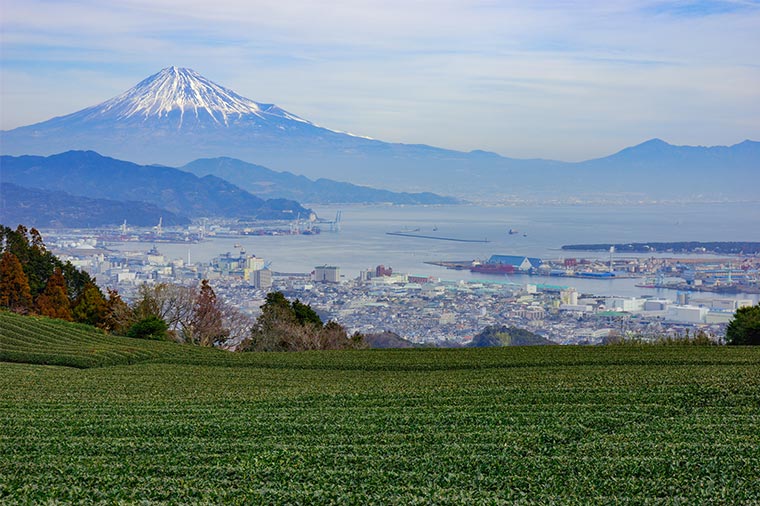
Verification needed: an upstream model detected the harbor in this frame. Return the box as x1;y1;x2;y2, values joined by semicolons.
427;251;760;295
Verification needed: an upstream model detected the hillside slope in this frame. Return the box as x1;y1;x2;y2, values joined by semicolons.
2;311;758;371
1;311;759;503
0;311;204;368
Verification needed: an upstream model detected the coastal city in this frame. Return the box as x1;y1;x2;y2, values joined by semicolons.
44;225;760;346
3;5;760;502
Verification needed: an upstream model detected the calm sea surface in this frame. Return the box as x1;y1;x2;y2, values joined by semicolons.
112;202;760;301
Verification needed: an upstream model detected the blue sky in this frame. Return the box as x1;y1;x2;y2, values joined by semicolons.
1;0;759;161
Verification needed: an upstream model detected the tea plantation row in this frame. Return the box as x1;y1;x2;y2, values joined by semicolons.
1;312;759;503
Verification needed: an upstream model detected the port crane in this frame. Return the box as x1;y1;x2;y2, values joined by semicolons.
316;211;342;232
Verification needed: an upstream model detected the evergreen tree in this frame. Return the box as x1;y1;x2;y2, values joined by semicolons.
262;291;293;316
246;291;300;351
127;315;169;340
726;304;760;345
0;251;33;313
72;282;108;326
245;291;363;351
36;268;72;321
1;224;96;300
292;298;323;327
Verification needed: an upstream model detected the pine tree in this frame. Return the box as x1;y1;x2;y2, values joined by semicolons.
292;298;323;327
72;282;108;326
0;251;33;313
36;268;73;321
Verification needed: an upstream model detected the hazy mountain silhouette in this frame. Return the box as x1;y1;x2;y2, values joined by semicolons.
0;151;311;220
0;182;189;228
2;67;758;200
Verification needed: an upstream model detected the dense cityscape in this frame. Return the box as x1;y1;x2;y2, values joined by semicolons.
44;224;760;346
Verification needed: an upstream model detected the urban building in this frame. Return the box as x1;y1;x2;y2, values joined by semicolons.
251;269;273;290
314;265;340;283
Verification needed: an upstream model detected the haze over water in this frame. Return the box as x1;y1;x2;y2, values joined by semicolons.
113;202;760;302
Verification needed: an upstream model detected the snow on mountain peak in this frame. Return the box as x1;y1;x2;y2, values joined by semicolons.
89;66;308;127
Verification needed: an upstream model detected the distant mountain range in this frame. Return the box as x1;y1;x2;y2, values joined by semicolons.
182;157;459;205
0;151;454;228
1;66;758;200
0;182;189;228
0;151;310;221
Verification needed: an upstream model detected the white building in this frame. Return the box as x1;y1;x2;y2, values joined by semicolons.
689;297;753;312
314;265;340;283
560;288;578;305
666;305;709;323
605;297;645;312
559;304;593;313
643;299;670;311
370;274;408;285
245;255;265;271
113;270;137;283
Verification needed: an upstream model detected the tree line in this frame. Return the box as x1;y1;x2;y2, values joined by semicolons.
1;224;363;350
1;225;109;325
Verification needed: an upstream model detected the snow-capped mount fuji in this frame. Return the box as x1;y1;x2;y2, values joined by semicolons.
2;67;759;200
80;66;309;127
8;67;488;193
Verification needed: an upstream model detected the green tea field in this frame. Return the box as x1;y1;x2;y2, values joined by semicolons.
1;311;759;503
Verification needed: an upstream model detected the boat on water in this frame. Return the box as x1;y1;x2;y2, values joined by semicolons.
508;229;519;235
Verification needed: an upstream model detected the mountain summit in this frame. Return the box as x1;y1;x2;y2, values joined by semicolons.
1;66;390;180
35;66;311;130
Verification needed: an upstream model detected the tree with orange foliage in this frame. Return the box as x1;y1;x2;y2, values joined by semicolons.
0;251;33;313
35;268;72;321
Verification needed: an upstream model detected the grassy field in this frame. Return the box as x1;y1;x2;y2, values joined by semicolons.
1;312;759;503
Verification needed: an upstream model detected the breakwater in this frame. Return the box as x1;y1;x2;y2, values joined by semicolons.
386;232;490;243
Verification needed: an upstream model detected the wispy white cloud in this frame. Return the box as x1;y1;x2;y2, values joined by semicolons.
1;0;759;160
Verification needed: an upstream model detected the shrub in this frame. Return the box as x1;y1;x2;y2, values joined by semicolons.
127;316;169;341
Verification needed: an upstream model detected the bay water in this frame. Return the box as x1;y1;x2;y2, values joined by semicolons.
112;202;760;301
